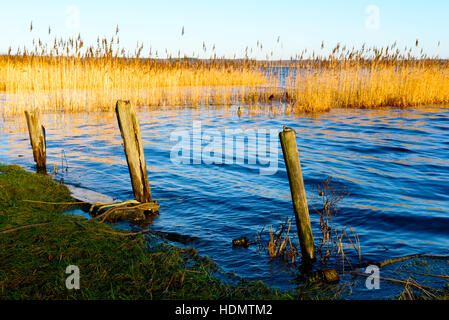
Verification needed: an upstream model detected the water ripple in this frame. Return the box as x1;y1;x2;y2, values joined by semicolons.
1;105;448;289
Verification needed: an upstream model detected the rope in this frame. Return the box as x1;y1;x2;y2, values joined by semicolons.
20;200;89;205
18;198;161;224
0;223;50;234
20;198;180;205
349;271;439;291
0;220;153;237
90;200;160;223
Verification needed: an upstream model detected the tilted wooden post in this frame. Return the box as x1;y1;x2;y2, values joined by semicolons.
24;111;47;174
115;100;152;203
279;126;315;262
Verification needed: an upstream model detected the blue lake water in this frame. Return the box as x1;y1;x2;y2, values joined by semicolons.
1;105;449;295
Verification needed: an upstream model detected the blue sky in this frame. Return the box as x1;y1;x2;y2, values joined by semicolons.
0;0;448;59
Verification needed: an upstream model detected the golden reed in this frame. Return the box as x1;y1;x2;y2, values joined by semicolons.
1;30;448;114
292;43;449;112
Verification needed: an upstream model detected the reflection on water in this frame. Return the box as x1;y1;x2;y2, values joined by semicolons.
1;105;449;292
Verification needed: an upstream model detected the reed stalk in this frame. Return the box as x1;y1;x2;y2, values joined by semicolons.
1;31;448;114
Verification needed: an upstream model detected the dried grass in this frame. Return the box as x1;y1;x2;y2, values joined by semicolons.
1;28;448;115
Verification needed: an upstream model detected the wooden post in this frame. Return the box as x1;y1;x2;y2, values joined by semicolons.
24;111;47;174
279;126;315;262
115;100;153;203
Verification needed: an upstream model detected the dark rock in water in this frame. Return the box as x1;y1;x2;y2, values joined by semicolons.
232;236;250;248
308;269;340;284
321;269;340;284
152;230;201;244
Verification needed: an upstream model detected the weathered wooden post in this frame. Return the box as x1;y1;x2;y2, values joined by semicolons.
279;126;315;262
115;100;153;203
24;111;47;174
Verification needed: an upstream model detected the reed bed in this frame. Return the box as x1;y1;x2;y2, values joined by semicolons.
1;29;448;115
292;44;449;112
0;39;267;114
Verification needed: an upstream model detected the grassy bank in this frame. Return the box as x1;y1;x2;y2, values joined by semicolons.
4;164;447;300
0;164;295;299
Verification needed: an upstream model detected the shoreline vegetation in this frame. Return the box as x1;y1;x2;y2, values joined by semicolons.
0;29;448;115
0;163;304;299
1;164;449;300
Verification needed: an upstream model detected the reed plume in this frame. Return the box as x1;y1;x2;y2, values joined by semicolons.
1;29;448;115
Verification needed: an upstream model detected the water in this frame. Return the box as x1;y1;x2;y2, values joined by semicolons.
1;105;449;294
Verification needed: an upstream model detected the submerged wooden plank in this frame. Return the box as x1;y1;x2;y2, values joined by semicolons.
68;185;115;204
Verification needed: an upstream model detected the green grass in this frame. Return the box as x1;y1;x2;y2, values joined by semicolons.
4;164;449;300
0;164;295;300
